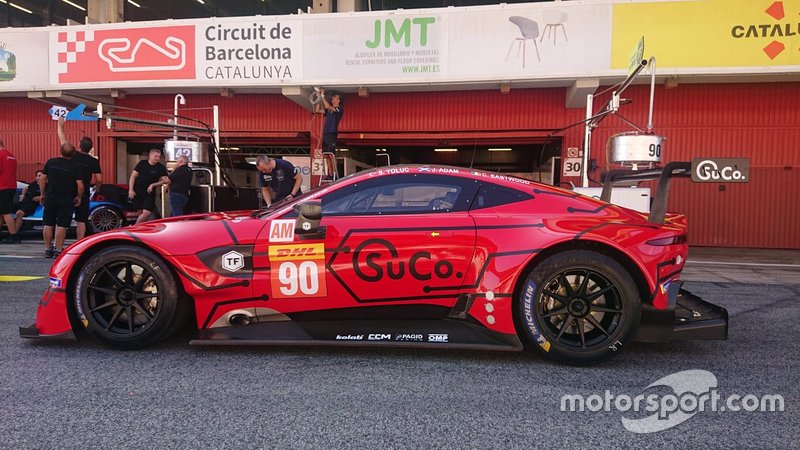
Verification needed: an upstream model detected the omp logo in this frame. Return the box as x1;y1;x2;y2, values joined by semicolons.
428;333;448;343
730;1;799;59
98;36;186;72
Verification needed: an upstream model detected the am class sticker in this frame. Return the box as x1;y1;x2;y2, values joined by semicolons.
269;219;296;243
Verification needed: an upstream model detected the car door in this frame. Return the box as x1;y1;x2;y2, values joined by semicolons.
319;173;480;318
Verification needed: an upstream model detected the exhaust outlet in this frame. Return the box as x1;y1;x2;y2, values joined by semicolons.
229;313;252;327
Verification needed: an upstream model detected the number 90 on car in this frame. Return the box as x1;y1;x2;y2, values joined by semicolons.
268;243;328;299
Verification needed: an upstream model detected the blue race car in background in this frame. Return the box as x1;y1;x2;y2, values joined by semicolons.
17;183;139;234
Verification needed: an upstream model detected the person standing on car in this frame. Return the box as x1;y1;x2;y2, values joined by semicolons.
40;144;84;258
0;140;20;244
255;155;302;208
13;169;43;234
129;148;169;224
58;117;101;240
168;155;193;217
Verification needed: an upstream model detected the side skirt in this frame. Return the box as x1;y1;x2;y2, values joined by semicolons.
191;319;523;352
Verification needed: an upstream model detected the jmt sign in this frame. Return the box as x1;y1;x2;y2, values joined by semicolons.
691;158;750;183
365;17;436;48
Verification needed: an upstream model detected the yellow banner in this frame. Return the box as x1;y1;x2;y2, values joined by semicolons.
612;0;800;68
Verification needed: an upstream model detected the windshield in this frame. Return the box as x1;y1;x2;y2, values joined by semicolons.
253;183;328;218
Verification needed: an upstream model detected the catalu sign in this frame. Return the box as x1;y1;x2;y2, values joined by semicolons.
49;17;303;86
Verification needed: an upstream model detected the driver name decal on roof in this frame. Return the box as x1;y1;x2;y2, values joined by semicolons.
416;167;460;174
269;219;296;243
470;170;532;185
368;167;410;177
268;243;327;299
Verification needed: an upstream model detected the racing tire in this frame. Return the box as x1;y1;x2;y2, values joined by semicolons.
88;205;123;235
74;246;187;350
517;250;641;365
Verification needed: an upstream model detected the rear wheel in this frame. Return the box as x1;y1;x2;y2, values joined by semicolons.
518;250;641;365
74;246;186;349
88;205;123;234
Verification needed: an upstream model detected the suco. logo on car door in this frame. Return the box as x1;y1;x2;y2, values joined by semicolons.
268;243;327;299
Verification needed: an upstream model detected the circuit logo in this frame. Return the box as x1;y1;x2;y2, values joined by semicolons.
730;1;799;60
53;25;195;83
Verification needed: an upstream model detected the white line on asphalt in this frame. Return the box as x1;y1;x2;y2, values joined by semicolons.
0;255;37;259
686;260;800;268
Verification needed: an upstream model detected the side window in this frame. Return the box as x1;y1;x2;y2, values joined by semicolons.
322;174;478;216
472;182;533;210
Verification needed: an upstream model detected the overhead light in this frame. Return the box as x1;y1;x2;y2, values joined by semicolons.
434;148;458;152
338;148;350;152
488;148;512;152
127;0;141;7
0;1;8;4
61;0;86;11
220;147;240;151
197;0;205;3
10;2;33;13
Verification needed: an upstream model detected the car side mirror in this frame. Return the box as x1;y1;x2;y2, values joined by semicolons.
294;200;325;239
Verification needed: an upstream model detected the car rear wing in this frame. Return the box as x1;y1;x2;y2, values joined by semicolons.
600;161;691;225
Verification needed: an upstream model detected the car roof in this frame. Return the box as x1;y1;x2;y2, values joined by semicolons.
340;164;580;198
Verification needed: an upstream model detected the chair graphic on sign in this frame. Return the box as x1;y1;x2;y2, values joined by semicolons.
506;16;540;68
540;11;568;45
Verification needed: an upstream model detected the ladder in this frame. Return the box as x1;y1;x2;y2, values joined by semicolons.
318;151;338;186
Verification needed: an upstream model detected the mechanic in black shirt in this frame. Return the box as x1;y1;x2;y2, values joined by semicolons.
168;155;193;217
39;143;85;258
128;148;170;224
255;155;302;208
58;117;101;240
13;169;42;233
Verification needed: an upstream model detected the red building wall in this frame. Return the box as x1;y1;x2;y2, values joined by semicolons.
1;82;797;248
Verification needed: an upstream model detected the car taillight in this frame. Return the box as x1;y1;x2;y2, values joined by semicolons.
646;235;687;246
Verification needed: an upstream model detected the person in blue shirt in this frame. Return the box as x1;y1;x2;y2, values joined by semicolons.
255;156;302;208
319;89;343;180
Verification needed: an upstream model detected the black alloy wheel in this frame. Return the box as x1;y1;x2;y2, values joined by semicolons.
519;250;640;365
75;246;186;349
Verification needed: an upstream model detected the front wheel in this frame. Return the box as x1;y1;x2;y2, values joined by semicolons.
74;246;186;349
518;250;641;365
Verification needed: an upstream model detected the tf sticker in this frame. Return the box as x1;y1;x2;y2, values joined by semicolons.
269;219;296;243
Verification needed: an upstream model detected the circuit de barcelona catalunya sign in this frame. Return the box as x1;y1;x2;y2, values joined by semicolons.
49;17;302;86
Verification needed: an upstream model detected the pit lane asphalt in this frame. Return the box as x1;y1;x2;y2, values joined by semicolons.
0;246;797;449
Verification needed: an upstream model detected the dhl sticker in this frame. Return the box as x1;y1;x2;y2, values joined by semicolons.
269;243;325;262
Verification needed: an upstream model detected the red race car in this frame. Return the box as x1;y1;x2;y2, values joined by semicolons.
20;165;728;365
